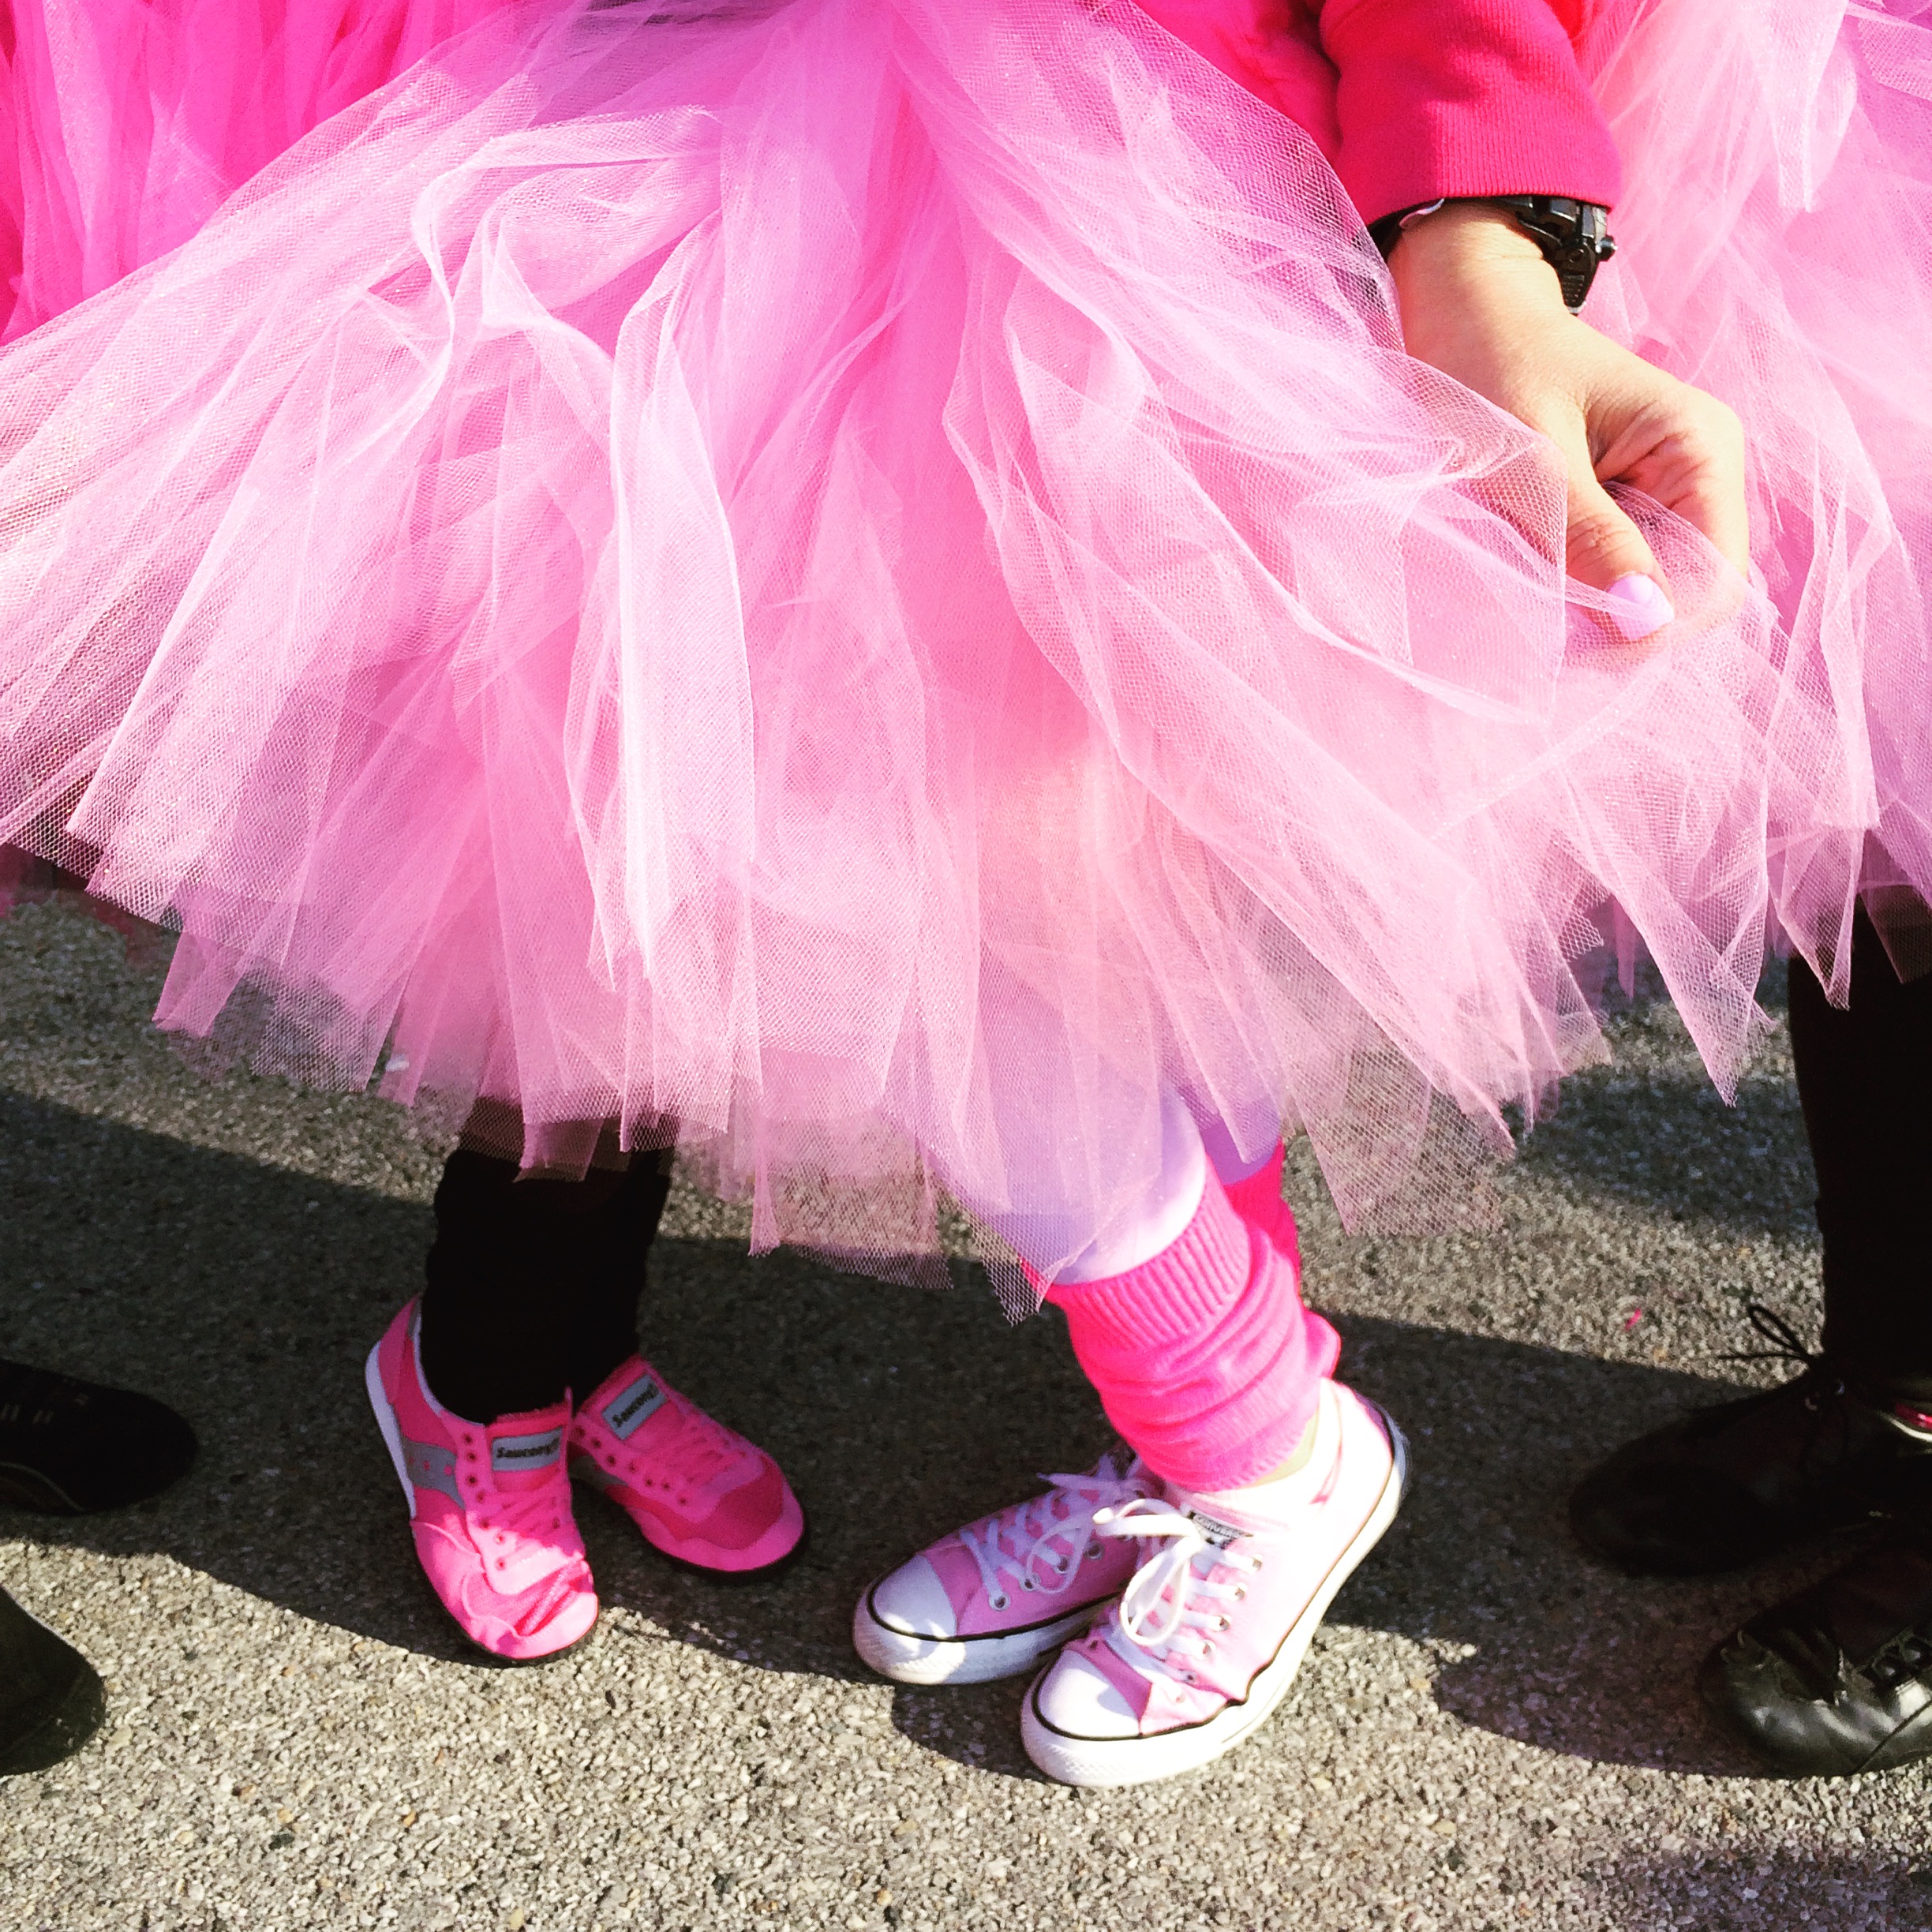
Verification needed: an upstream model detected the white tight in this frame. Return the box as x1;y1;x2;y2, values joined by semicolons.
962;1087;1282;1284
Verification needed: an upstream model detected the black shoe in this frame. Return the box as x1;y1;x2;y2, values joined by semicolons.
0;1584;106;1776
1567;1306;1932;1575
1701;1527;1932;1776
0;1358;197;1513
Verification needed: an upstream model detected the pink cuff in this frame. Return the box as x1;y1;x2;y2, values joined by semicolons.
1320;0;1623;224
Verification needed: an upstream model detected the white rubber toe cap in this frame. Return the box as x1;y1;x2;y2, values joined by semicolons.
1032;1648;1141;1740
867;1554;958;1638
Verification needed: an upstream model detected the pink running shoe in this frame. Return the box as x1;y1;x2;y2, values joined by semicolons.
365;1301;599;1662
567;1357;804;1576
1020;1381;1406;1787
853;1451;1158;1686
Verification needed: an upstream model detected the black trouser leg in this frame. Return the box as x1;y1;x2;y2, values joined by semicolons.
417;1147;672;1423
1789;904;1932;1403
561;1153;672;1402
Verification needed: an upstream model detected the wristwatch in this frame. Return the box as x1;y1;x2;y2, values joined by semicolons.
1368;195;1617;313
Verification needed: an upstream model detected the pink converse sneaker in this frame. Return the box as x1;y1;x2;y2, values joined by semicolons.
365;1301;598;1662
853;1451;1158;1686
567;1357;804;1575
1020;1381;1405;1786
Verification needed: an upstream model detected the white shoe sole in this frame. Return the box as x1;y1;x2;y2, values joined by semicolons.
1020;1406;1410;1788
365;1339;416;1511
852;1584;1114;1687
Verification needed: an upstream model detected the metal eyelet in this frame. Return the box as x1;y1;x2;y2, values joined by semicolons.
1021;1577;1036;1591
989;1593;1009;1611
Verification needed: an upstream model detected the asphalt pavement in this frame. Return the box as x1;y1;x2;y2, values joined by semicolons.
2;895;1926;1932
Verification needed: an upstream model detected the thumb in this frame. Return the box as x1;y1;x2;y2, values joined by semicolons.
1565;467;1674;641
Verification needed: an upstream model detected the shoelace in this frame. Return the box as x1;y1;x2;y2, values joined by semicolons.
1717;1301;1900;1463
601;1391;746;1495
1720;1302;1831;1378
472;1461;574;1563
958;1455;1149;1612
1093;1498;1259;1685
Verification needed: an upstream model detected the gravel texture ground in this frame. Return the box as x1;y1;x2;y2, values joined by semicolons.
2;895;1929;1932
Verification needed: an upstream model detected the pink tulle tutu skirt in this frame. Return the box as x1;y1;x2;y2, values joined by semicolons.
0;0;1910;1270
1580;0;1932;979
0;0;514;339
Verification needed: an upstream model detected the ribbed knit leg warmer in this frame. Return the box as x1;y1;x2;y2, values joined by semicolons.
1043;1163;1338;1492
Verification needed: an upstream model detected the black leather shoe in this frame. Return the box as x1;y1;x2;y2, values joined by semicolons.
0;1358;197;1513
0;1584;105;1776
1568;1307;1932;1575
1701;1527;1932;1776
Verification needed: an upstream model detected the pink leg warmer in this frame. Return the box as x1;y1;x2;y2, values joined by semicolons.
1222;1140;1299;1268
1042;1163;1339;1492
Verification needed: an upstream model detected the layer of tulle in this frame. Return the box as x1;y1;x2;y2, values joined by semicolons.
0;0;519;340
1574;0;1932;971
0;0;1879;1269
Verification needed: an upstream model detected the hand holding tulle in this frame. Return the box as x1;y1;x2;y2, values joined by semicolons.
1390;204;1748;638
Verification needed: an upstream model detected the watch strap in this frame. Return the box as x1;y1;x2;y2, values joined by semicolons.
1368;195;1616;313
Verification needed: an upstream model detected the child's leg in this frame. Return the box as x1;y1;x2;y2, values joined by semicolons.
558;1152;672;1407
369;1135;799;1661
368;1142;616;1662
1040;1127;1338;1494
860;1086;1401;1785
1023;1158;1402;1787
977;1088;1328;1492
417;1147;641;1421
549;1147;807;1577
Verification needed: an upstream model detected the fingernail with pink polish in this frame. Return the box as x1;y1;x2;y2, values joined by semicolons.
1604;574;1676;640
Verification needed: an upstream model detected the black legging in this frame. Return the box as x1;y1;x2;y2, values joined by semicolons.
1791;903;1932;1402
417;1145;674;1423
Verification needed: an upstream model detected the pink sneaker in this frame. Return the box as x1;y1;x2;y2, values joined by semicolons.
365;1301;599;1662
567;1357;804;1575
1020;1381;1406;1786
852;1451;1158;1686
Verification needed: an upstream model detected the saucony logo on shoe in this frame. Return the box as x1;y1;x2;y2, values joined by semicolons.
601;1374;666;1441
492;1428;564;1473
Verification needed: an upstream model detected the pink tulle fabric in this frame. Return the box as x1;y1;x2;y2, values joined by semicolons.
0;0;1897;1278
1574;0;1932;982
0;0;514;339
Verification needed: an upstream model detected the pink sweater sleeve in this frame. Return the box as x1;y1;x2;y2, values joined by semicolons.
1316;0;1621;223
1140;1;1621;227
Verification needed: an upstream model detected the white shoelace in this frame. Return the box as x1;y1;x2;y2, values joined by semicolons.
1092;1498;1260;1684
958;1454;1150;1612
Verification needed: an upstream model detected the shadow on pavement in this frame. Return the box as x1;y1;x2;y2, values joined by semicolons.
0;1087;1863;1780
1580;1843;1932;1931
